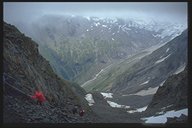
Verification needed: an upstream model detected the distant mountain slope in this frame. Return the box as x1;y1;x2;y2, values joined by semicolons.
3;22;95;123
110;29;187;94
18;15;186;85
82;29;187;95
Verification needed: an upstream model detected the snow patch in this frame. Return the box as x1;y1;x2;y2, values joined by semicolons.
159;80;166;87
141;108;188;123
140;80;149;86
85;94;95;106
107;101;130;109
101;92;113;99
161;105;173;110
155;54;171;64
102;25;107;28
121;25;131;34
81;65;111;87
86;29;89;32
95;69;104;77
127;110;138;113
94;22;100;26
156;111;164;115
166;48;170;53
173;64;186;75
92;17;100;21
127;106;148;113
136;106;148;112
152;34;159;37
112;38;115;41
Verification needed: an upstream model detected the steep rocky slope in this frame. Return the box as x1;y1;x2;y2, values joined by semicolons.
3;20;188;124
146;66;188;114
3;22;96;123
140;67;188;123
87;92;143;123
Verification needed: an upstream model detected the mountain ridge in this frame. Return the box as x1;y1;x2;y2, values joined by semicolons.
82;29;187;95
3;17;188;123
13;15;186;85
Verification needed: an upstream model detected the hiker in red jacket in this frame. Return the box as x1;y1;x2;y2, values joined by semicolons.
79;109;85;117
31;91;46;105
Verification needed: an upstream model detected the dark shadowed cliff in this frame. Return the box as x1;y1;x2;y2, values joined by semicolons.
3;22;96;123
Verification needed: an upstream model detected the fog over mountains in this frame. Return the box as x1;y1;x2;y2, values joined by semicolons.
10;15;187;85
3;2;188;124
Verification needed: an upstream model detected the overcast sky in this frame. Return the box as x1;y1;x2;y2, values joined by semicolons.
3;2;187;25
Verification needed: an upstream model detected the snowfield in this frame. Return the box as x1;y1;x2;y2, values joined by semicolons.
85;94;95;106
140;80;150;86
101;92;113;99
127;106;148;113
141;108;188;123
107;101;130;109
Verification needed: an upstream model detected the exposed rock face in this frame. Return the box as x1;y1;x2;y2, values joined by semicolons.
166;114;188;123
88;92;142;123
3;21;188;123
147;68;188;110
3;22;95;123
145;66;188;116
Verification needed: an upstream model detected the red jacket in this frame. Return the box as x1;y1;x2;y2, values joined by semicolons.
79;110;85;117
31;91;46;102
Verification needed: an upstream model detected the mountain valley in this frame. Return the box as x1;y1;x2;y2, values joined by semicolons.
3;14;188;124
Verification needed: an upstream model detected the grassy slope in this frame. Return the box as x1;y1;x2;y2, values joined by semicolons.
83;50;150;92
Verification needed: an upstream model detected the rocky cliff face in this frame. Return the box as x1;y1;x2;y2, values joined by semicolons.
3;22;95;123
146;66;188;114
138;66;188;123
